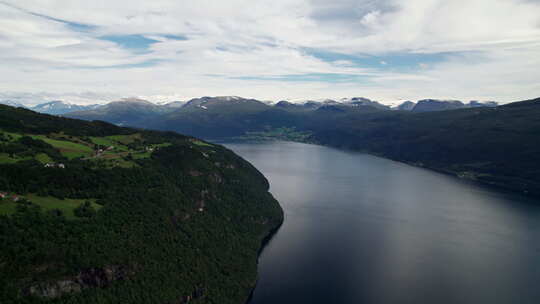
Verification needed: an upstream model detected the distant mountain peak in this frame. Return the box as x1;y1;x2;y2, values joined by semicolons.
411;99;498;112
467;100;498;108
276;100;292;106
183;96;268;109
341;97;390;110
217;96;242;101
0;100;27;108
116;97;154;105
31;100;101;115
275;100;307;111
340;97;373;103
392;101;416;111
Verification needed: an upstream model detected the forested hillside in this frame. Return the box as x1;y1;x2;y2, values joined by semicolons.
0;105;283;304
307;98;540;197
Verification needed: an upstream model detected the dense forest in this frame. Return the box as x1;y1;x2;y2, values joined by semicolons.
0;105;284;303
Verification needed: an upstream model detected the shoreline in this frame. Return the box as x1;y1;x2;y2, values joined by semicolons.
244;215;284;304
218;138;538;199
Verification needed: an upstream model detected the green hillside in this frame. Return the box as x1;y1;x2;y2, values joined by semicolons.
307;98;540;196
0;105;283;303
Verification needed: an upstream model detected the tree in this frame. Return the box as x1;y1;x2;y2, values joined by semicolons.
74;201;96;218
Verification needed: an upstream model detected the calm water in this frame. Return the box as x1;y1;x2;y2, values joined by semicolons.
224;141;540;304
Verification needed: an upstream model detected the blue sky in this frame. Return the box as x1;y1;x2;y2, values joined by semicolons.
303;48;461;71
0;0;539;105
99;35;160;54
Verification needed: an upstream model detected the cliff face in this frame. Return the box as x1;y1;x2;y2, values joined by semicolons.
24;265;135;298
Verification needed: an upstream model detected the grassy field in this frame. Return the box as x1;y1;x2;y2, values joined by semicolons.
192;140;214;147
90;136;130;151
1;130;170;168
35;153;53;164
107;133;141;145
0;199;17;215
0;194;101;219
0;130;23;141
32;135;93;159
0;153;20;164
90;136;116;147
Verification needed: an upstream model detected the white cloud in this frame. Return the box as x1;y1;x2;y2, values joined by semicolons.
0;0;539;105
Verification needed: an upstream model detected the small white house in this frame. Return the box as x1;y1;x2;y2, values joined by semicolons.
44;163;66;169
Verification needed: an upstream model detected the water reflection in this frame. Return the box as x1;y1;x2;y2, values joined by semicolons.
225;141;540;304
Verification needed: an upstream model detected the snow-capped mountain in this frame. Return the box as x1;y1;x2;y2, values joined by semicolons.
467;101;498;108
0;100;27;108
64;98;177;126
285;97;390;110
182;96;268;111
162;101;186;108
339;97;391;110
411;99;498;113
31;101;101;115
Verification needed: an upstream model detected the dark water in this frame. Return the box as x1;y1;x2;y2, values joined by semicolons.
225;141;540;304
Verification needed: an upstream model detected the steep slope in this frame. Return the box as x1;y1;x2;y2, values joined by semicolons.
0;105;283;304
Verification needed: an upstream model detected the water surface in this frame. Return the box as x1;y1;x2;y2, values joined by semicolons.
225;141;540;304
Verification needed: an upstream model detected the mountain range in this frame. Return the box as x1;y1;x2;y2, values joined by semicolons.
1;96;498;117
30;101;102;115
0;100;101;115
65;98;177;126
58;96;496;136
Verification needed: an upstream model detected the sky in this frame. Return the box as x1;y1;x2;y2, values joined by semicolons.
0;0;539;105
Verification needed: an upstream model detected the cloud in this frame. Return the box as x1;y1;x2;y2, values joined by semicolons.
0;0;539;104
